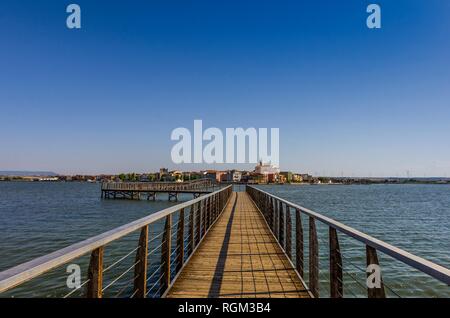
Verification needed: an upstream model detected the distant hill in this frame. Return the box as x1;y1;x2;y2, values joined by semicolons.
0;171;58;177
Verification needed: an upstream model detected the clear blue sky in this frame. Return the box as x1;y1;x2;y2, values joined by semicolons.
1;0;449;176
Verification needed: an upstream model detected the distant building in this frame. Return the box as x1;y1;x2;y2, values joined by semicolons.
171;170;183;181
255;161;280;175
292;174;303;183
215;171;228;182
189;172;203;180
248;172;265;184
280;171;293;183
202;170;217;181
157;168;171;181
38;177;59;182
254;161;280;183
233;171;242;182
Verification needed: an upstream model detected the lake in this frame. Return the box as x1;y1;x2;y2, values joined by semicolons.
0;182;448;297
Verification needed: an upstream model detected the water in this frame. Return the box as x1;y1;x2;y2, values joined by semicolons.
0;182;190;298
257;184;450;297
0;182;449;297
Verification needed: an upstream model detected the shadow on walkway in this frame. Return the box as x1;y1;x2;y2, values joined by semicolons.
207;193;238;297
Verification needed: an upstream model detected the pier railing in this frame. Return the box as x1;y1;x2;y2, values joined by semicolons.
101;178;213;192
247;186;450;298
0;186;232;298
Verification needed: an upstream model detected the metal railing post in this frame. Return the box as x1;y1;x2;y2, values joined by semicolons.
133;225;148;298
329;227;343;298
86;247;104;298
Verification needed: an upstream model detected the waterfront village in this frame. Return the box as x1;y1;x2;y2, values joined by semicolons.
1;162;449;184
0;162;317;184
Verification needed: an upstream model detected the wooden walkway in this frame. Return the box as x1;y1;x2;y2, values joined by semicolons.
166;192;310;298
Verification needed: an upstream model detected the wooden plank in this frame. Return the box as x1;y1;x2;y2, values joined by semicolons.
86;247;104;298
329;227;343;298
309;217;319;298
133;226;148;298
366;245;386;298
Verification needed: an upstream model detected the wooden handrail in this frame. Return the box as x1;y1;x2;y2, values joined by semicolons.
0;185;232;294
246;186;450;287
101;178;213;191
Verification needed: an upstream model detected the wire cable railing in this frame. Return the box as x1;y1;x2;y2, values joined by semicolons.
0;185;233;298
247;185;450;298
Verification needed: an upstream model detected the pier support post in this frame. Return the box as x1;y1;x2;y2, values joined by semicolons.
168;192;178;202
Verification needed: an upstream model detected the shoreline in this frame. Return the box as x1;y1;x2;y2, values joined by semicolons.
1;180;450;185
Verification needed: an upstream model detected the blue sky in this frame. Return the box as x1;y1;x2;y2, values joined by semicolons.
0;0;449;176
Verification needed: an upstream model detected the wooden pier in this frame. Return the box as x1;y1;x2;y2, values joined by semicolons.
101;179;213;201
0;185;449;298
166;192;310;298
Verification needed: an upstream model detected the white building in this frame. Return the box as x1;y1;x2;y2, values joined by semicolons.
254;161;280;175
